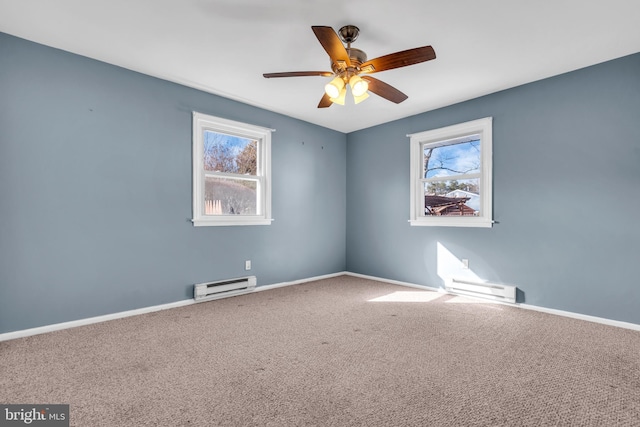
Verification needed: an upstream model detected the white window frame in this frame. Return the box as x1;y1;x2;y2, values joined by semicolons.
409;117;493;228
192;112;273;227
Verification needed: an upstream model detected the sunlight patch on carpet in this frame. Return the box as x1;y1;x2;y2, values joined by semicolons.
368;291;443;302
445;294;495;303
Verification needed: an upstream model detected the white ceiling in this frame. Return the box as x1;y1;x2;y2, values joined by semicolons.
1;0;639;133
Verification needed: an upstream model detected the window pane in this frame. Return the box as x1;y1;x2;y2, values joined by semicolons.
423;178;480;216
203;131;257;175
205;177;257;215
424;138;481;179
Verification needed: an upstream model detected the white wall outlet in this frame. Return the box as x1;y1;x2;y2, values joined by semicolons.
462;259;469;269
245;260;251;271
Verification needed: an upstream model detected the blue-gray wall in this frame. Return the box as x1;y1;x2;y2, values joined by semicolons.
346;53;640;324
0;33;347;333
2;31;639;334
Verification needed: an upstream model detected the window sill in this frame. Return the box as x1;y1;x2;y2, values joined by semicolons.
409;218;493;228
192;217;274;227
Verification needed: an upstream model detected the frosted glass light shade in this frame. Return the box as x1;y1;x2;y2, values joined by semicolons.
325;77;345;99
353;91;370;104
330;87;347;105
349;75;369;97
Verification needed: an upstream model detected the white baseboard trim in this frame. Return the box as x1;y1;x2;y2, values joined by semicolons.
348;272;640;332
0;271;348;342
345;271;443;293
254;271;348;293
0;299;197;343
517;303;640;332
3;271;638;342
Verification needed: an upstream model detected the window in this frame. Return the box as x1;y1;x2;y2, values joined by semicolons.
409;117;492;228
192;112;273;226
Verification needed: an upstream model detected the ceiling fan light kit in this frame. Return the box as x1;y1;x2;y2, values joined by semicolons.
352;90;370;105
325;76;345;99
263;25;436;108
331;87;347;105
349;75;368;97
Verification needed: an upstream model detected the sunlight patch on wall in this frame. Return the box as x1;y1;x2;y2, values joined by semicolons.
436;242;516;304
436;242;481;285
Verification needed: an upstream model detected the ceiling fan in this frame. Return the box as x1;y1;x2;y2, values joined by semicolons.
263;25;436;108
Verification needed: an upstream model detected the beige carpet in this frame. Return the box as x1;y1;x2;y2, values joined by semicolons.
1;276;639;426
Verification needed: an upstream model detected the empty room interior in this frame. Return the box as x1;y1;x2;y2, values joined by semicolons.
1;1;640;426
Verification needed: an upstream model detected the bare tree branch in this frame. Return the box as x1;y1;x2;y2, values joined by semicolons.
423;141;480;178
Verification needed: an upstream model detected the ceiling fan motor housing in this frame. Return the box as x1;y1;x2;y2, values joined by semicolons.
331;47;367;77
347;48;367;66
329;25;368;78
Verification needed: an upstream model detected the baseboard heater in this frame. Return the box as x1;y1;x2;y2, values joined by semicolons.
446;277;516;303
194;276;256;302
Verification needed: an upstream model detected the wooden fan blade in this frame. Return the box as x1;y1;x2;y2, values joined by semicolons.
361;76;408;104
360;46;435;74
312;26;351;67
263;71;333;78
318;93;333;108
